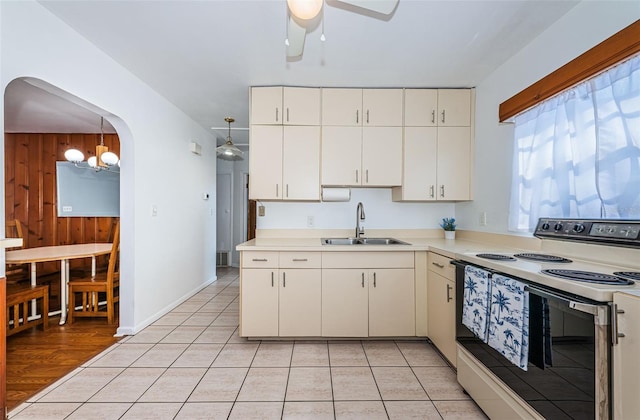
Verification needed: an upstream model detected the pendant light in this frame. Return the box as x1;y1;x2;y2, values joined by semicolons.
216;117;244;161
64;117;120;172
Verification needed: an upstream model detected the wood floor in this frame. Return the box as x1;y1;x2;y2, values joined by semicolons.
5;314;120;410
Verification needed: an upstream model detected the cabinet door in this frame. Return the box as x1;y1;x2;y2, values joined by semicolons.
362;89;403;126
427;271;456;366
437;127;471;200
241;269;279;336
283;87;321;125
369;269;415;337
362;127;402;186
322;269;368;337
279;269;322;336
249;125;283;200
321;88;362;126
251;87;283;125
613;292;640;419
283;126;320;200
321;126;362;186
437;89;471;127
404;89;438;127
399;127;438;200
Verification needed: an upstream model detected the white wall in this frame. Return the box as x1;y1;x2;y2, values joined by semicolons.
1;1;218;334
456;1;640;235
258;188;455;230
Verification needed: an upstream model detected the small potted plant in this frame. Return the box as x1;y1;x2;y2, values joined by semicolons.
440;217;456;239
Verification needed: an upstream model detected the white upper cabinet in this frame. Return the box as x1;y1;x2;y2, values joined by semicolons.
321;88;403;126
437;89;471;127
251;86;320;125
404;89;471;127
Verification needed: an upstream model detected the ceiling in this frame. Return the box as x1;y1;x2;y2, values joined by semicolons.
5;0;579;144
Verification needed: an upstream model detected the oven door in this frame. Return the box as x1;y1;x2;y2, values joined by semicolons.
453;261;610;420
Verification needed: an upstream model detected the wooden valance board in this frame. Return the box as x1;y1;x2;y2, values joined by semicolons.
499;20;640;122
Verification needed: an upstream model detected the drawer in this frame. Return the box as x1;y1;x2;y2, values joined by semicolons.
280;252;321;268
242;251;279;268
428;252;454;280
322;251;414;268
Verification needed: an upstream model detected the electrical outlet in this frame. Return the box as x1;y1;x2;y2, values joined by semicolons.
62;206;72;212
258;205;265;217
307;216;315;228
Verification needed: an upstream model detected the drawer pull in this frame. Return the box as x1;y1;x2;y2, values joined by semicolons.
292;258;308;262
252;258;268;262
431;262;445;268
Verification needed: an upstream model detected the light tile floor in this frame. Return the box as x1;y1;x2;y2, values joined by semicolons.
9;268;487;419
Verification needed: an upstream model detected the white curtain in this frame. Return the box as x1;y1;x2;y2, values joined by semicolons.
509;54;640;232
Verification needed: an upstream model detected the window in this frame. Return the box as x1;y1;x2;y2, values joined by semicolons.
509;54;640;232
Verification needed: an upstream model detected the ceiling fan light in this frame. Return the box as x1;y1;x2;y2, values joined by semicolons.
87;156;98;168
101;151;119;166
64;148;84;164
287;0;323;20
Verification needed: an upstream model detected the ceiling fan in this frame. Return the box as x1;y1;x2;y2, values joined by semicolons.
286;0;399;58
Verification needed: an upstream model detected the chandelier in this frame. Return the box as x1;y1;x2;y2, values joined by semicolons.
64;117;120;172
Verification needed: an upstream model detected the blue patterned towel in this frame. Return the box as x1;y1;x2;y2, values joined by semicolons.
487;275;529;371
462;265;492;342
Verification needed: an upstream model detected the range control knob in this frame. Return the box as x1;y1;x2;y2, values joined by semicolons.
541;222;550;230
554;223;563;231
574;223;585;233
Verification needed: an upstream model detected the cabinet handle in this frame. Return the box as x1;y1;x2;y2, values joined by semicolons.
440;185;445;198
366;169;369;184
271;271;274;287
446;284;453;302
612;303;625;345
283;272;286;287
431;110;435;124
431;262;445;268
292;258;308;262
276;107;279;122
441;110;445;124
429;185;435;198
286;184;289;198
276;184;279;197
356;110;359;124
286;107;290;122
253;258;268;262
366;110;370;124
355;170;359;183
361;272;365;288
373;272;377;288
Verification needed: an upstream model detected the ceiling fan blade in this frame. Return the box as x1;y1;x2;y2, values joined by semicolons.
334;0;398;15
287;16;307;58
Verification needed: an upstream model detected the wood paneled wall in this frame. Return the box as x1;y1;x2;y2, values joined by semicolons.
4;133;120;273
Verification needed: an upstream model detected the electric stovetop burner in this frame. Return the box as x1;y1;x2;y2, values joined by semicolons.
542;269;635;285
514;253;573;263
613;272;640;282
476;253;517;261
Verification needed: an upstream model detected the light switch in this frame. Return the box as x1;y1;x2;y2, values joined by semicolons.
258;205;265;217
151;205;158;217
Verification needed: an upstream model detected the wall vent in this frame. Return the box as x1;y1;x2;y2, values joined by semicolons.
216;251;229;267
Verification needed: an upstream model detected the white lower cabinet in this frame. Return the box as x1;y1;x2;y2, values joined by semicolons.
241;268;279;337
369;268;415;336
427;252;456;366
613;292;640;419
321;269;369;337
279;269;321;336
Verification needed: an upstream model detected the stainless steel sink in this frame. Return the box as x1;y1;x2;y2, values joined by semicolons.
321;237;409;245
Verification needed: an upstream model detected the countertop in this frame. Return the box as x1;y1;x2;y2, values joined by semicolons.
237;235;640;302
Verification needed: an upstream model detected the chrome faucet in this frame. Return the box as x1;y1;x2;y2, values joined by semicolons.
355;202;366;238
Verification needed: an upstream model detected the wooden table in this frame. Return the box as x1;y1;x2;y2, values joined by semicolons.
6;243;112;325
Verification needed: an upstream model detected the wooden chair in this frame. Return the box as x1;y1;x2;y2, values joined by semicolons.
6;284;49;336
5;219;29;284
68;221;120;324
